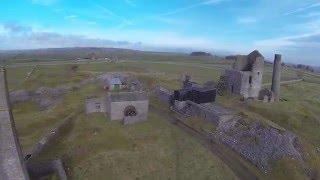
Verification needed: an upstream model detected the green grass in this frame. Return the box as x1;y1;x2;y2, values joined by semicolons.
10;65;237;180
8;53;320;180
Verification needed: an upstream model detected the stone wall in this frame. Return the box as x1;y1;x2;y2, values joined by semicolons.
27;159;67;180
0;68;29;180
175;101;234;125
225;69;262;99
109;100;149;121
85;97;107;114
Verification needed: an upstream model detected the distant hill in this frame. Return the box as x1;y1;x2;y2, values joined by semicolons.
190;52;212;57
0;47;225;64
0;47;141;62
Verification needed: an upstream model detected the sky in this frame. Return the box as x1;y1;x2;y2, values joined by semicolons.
1;0;320;65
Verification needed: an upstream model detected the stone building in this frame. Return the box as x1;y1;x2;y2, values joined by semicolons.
104;77;125;91
85;91;149;125
106;92;149;124
224;50;264;99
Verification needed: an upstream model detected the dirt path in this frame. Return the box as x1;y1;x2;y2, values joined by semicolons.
262;79;303;87
150;106;261;180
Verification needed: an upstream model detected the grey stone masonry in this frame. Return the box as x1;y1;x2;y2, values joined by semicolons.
224;50;264;99
0;67;29;180
107;92;149;122
85;97;107;114
271;54;282;101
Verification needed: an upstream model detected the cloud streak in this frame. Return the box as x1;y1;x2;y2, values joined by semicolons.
284;2;320;15
237;17;257;24
158;0;228;16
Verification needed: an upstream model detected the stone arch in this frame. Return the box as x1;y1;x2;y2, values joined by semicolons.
124;105;137;117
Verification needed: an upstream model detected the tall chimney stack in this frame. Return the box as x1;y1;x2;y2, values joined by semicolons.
271;54;282;101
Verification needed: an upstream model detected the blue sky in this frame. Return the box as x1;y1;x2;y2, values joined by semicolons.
1;0;320;65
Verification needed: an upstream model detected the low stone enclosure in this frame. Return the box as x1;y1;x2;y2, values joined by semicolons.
9;72;144;110
154;86;303;172
85;91;149;125
1;67;70;180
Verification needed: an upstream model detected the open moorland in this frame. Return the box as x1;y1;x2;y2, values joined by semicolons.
3;48;320;180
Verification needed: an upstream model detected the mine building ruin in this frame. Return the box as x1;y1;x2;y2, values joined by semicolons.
224;50;264;99
107;91;149;124
86;91;149;125
171;76;217;105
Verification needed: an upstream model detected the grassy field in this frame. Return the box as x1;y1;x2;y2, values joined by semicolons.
9;63;238;180
6;51;320;180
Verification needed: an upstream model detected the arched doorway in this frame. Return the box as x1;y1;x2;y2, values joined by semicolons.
124;105;137;117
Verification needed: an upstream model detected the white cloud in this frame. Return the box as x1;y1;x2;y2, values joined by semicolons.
152;17;189;26
237;17;257;24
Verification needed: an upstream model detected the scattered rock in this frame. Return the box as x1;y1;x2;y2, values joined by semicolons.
215;120;302;172
9;77;98;110
10;90;32;104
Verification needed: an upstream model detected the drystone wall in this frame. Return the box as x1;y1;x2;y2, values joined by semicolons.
10;77;97;110
27;159;67;180
174;101;234;125
26;111;81;161
155;86;303;172
0;68;29;180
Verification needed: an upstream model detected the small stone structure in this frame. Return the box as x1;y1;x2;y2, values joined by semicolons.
223;50;264;99
85;97;107;114
104;77;125;91
85;91;149;125
107;92;149;123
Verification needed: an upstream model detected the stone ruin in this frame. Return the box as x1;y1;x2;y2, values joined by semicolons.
171;76;217;105
85;91;149;125
0;67;68;180
223;50;265;99
154;85;302;172
9;77;97;110
222;51;283;102
97;73;143;92
85;73;148;125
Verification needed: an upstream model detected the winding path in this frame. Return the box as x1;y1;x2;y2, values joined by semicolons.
150;106;261;180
